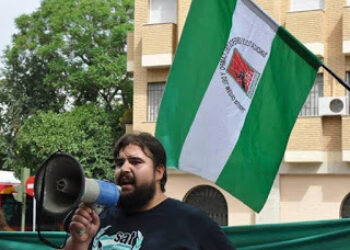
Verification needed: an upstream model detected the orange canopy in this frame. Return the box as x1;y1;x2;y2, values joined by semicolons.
0;184;16;194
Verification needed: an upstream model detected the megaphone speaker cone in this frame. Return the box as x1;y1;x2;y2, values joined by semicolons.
34;152;85;216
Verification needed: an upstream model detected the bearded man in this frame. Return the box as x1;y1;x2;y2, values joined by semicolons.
63;132;235;250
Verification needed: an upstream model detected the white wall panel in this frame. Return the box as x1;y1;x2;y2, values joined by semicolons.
150;0;177;24
291;0;324;11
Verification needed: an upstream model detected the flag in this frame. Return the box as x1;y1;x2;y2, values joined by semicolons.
155;0;322;212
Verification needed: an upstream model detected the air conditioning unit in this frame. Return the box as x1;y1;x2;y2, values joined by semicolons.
318;96;348;116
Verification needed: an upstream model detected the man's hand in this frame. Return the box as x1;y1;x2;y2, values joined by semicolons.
68;203;100;245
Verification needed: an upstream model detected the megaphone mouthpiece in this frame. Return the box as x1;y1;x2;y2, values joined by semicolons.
82;178;120;207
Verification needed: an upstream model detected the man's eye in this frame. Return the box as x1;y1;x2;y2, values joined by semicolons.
129;159;141;165
115;159;124;168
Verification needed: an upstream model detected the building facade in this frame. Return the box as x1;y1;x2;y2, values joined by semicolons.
127;0;350;226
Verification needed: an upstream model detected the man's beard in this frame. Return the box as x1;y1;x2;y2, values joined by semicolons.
118;178;156;213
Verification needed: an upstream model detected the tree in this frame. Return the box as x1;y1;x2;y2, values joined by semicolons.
0;0;133;171
14;104;118;180
2;0;133;109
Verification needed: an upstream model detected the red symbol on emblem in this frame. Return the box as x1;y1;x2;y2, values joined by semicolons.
227;49;255;93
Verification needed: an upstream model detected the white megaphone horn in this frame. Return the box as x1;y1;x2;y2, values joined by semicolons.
34;151;120;216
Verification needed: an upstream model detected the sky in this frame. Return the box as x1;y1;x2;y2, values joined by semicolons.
0;0;41;65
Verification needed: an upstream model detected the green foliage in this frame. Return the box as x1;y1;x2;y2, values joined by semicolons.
14;105;117;180
1;0;133;111
0;0;134;172
119;107;133;124
0;133;15;170
0;135;5;169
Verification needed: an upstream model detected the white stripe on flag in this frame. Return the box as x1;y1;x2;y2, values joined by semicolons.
179;0;277;181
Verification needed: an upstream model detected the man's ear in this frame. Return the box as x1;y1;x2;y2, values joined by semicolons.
155;164;165;182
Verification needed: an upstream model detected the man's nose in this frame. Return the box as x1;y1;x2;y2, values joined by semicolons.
119;160;132;172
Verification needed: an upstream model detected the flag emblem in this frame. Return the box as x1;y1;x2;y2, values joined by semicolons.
227;49;260;98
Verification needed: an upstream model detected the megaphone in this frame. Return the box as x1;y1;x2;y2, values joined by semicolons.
34;151;120;216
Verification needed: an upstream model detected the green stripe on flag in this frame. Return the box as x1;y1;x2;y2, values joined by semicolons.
156;0;237;167
156;0;323;212
277;26;321;71
216;28;322;212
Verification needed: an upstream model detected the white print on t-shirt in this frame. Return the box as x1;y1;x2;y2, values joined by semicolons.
92;225;144;250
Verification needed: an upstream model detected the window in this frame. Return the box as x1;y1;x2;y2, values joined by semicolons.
347;0;350;6
150;0;177;24
290;0;324;12
184;185;228;226
340;193;350;218
299;73;324;116
147;82;165;122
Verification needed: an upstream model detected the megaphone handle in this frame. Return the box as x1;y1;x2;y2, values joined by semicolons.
76;203;104;240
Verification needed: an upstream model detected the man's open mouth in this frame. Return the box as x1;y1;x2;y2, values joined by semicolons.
117;173;135;187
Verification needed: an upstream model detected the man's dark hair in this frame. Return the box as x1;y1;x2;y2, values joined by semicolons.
114;132;167;192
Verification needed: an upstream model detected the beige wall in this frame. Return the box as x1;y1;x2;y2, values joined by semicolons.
132;0;149;132
324;0;347;96
287;117;323;151
166;170;254;226
132;0;190;133
344;7;350;41
280;175;350;222
342;116;350;150
129;0;350;225
142;24;176;56
132;67;169;135
287;116;344;151
285;10;325;44
346;56;350;70
177;0;192;42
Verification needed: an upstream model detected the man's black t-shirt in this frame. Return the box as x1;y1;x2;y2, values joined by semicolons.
89;198;235;250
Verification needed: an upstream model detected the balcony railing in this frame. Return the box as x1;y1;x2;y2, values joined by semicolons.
343;6;350;55
286;10;325;57
141;23;177;68
127;31;134;72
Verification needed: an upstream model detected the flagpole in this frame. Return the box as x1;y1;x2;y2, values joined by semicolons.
321;63;350;92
